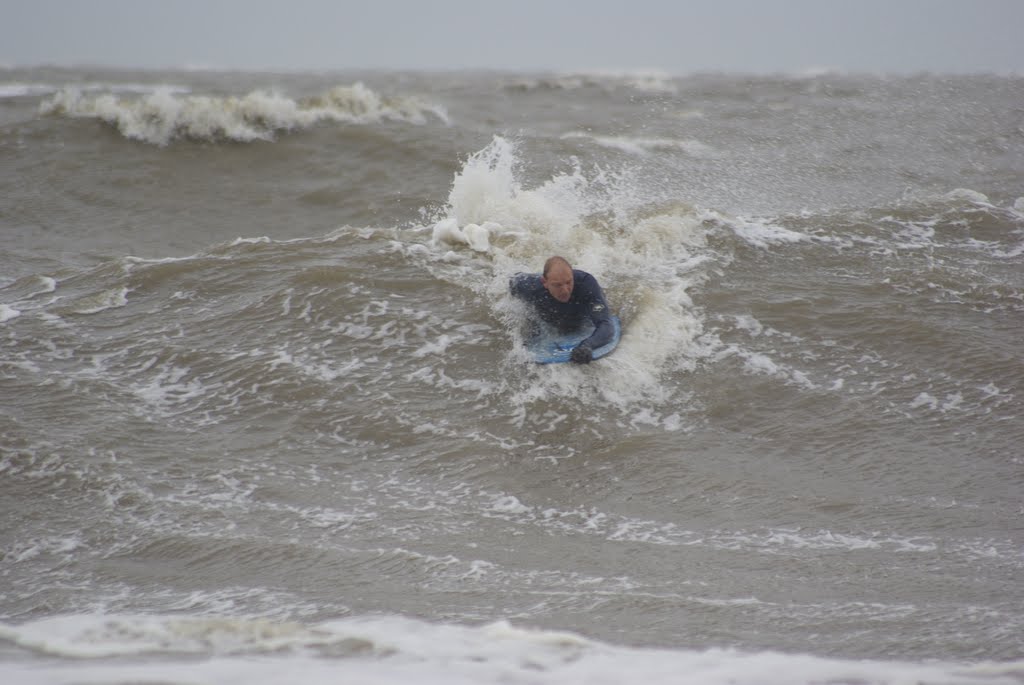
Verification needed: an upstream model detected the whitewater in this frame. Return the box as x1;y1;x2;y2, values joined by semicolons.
1;65;1022;684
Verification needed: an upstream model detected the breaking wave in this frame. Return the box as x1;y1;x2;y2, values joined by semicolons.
39;82;450;145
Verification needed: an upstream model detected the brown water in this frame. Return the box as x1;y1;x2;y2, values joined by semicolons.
1;66;1022;684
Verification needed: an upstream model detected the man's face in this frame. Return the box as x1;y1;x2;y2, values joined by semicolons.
541;265;574;303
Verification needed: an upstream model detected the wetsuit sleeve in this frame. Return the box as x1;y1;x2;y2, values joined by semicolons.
579;278;614;350
509;273;532;299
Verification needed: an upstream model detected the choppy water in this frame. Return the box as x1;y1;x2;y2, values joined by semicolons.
1;65;1023;684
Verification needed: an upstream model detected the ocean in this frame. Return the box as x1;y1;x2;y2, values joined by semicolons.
1;65;1022;684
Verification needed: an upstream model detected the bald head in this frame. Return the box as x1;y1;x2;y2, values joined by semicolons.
541;256;574;302
543;256;572;277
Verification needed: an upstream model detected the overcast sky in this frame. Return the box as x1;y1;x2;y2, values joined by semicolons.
2;0;1022;74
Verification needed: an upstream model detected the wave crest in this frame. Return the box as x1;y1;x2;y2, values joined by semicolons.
39;82;449;145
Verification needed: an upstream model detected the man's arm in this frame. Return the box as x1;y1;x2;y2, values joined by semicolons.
509;272;534;300
577;276;614;351
581;306;613;350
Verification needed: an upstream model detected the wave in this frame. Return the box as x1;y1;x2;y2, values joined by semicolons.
0;83;58;98
561;131;716;157
1;613;1019;685
504;69;678;94
38;82;450;145
1;81;190;99
0;304;21;323
411;135;712;418
411;136;1024;432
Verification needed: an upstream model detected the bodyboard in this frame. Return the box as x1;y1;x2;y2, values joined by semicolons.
525;315;621;364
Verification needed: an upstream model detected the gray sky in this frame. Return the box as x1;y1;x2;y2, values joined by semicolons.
2;0;1022;74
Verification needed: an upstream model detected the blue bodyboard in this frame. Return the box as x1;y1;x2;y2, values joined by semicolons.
525;315;621;364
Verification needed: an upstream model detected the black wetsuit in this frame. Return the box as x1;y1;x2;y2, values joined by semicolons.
509;269;614;350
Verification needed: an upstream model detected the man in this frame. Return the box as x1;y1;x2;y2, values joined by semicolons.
509;256;614;364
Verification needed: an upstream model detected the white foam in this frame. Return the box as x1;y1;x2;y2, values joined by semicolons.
411;334;454;358
229;235;274;246
7;533;83;563
733;314;764;336
910;391;966;413
431;219;499;252
0;304;21;322
703;209;810;248
714;343;817;390
2;359;40;373
944;188;990;204
131;363;206;410
570;69;679;94
32;276;57;296
506;70;677;94
755;529;937;554
978;382;1010;399
40;82;448;145
0;82;57;98
0;614;1018;685
104;82;191;96
68;287;129;315
563;132;715;157
991;238;1024;259
489;494;531;515
267;348;366;383
420;136;713;419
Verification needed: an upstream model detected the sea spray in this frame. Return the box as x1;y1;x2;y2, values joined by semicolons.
420;136;712;414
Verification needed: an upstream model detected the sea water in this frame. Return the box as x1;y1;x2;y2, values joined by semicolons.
1;66;1022;684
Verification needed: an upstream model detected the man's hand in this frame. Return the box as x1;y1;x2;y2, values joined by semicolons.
570;344;593;364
